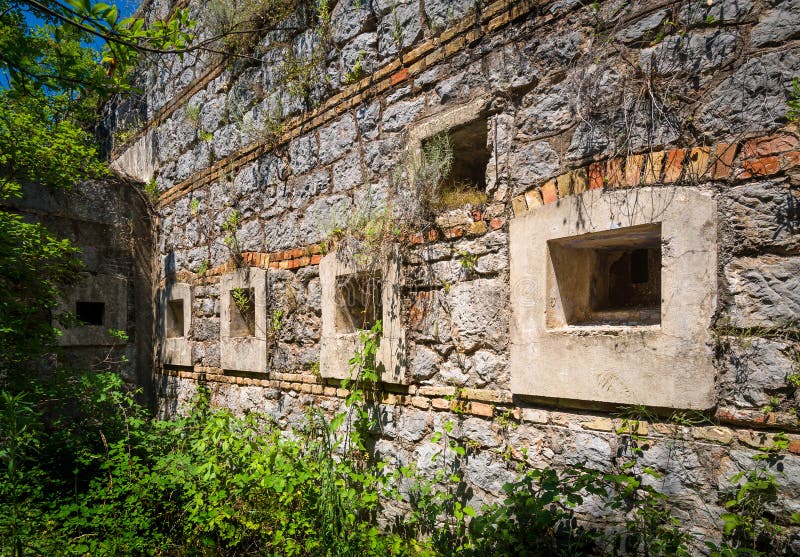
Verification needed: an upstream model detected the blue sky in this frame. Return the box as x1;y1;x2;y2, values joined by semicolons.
23;0;141;49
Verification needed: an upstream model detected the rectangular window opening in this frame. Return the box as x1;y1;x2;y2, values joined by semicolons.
166;299;185;338
548;223;662;327
423;117;490;210
76;301;105;326
335;273;383;334
229;288;255;337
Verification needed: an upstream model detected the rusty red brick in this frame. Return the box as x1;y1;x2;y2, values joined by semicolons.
711;143;738;180
489;217;504;230
390;67;409;85
687;147;711;180
625;154;644;187
541;180;558;204
444;226;465;239
742;133;799;158
310;254;322;264
605;158;624;187
588;162;604;189
781;150;800;169
663;148;686;183
409;232;425;244
741;155;780;178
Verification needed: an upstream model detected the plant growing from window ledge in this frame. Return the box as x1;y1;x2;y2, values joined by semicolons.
232;287;253;317
223;210;242;261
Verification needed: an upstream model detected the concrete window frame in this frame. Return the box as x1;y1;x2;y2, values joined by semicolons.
319;248;406;384
509;187;717;410
160;282;192;367
56;273;128;346
220;268;268;373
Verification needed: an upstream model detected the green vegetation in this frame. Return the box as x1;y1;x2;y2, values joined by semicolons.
2;325;797;556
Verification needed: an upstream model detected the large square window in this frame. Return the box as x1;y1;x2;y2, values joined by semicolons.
509;187;717;410
320;249;406;383
220;269;268;373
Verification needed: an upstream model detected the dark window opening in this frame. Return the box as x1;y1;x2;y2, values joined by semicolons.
335;273;383;334
602;246;662;313
548;223;662;327
423;117;490;209
630;249;650;284
76;301;105;326
166;299;185;338
229;288;255;337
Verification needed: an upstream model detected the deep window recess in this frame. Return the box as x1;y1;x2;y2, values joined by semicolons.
229;288;255;337
423;117;490;209
76;301;105;326
548;223;662;327
335;273;383;333
166;299;185;338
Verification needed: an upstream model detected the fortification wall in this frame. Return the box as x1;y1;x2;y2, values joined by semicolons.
6;178;157;397
109;0;800;547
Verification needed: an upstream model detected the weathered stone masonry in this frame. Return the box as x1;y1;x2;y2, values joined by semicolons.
105;0;800;545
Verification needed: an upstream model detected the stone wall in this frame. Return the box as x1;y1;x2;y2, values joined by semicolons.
109;0;800;548
6;178;157;398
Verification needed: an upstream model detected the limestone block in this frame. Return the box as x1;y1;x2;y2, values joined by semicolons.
679;0;752;25
615;9;669;43
333;152;364;193
724;255;800;328
331;0;376;44
318;114;357;165
723;181;800;255
288;133;319;175
447;278;508;352
381;97;426;133
700;49;800;135
411;344;441;380
511;141;560;192
750;0;800;47
509;187;718;409
299;195;352;244
339;33;378;86
220;268;268;373
640;30;738;75
376;0;421;59
719;337;796;408
160;282;192;366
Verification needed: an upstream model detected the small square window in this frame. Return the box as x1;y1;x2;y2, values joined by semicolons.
166;299;185;338
335;273;383;333
547;223;662;327
76;301;104;326
229;288;255;337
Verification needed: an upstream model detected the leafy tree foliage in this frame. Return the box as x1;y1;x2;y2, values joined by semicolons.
0;0;193;370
